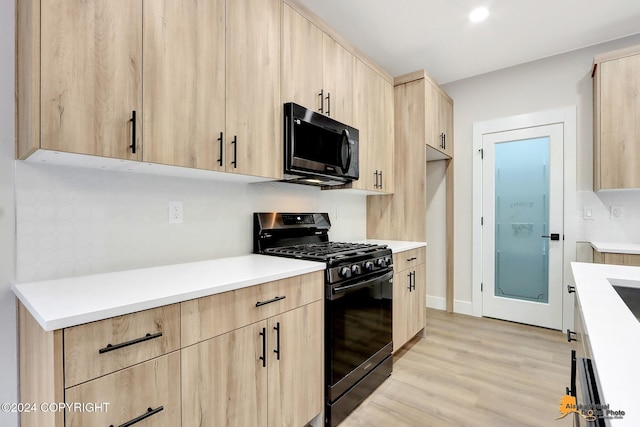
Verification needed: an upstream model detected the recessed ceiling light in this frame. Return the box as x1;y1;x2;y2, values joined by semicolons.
469;7;489;23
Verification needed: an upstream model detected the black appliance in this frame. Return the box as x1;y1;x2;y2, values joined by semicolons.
254;212;393;427
568;349;607;427
283;103;359;186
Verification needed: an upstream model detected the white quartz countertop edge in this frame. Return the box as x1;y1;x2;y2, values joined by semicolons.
12;254;325;331
590;241;640;254
359;240;427;253
571;262;640;426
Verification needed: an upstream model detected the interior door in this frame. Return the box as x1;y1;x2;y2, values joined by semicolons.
482;124;563;329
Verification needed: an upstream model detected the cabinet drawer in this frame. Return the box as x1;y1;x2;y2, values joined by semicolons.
394;247;426;272
65;352;181;427
181;271;323;346
64;304;180;388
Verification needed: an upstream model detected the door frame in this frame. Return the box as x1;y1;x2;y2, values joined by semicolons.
472;106;577;331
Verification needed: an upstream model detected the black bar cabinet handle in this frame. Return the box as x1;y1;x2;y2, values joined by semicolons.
231;135;237;168
273;322;281;360
379;170;383;189
319;89;324;113
326;92;331;116
443;133;446;150
411;271;416;291
98;332;162;354
407;272;412;291
407;257;417;262
567;285;576;294
110;406;164;427
373;170;379;188
217;131;223;166
440;132;445;149
566;329;577;343
256;295;286;307
259;327;266;367
129;110;137;154
570;349;576;397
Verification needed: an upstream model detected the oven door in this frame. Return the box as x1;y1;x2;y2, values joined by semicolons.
326;269;393;402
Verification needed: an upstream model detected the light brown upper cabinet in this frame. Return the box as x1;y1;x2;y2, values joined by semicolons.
18;0;282;180
18;0;143;161
145;0;282;178
425;78;454;159
282;5;353;124
593;45;640;190
225;0;282;179
350;59;394;193
143;0;225;171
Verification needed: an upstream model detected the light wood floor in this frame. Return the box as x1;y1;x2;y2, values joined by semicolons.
340;308;574;427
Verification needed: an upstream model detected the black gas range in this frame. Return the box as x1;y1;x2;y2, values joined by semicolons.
254;213;393;427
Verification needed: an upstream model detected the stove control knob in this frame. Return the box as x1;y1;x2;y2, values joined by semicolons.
351;264;362;275
375;258;387;268
384;256;392;265
363;261;375;272
339;266;352;279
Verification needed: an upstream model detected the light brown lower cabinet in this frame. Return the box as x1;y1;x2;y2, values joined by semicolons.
65;352;181;427
392;247;426;352
593;250;640;266
18;271;323;427
181;300;323;427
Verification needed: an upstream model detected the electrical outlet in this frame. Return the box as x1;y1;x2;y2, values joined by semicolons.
611;205;623;219
168;201;183;224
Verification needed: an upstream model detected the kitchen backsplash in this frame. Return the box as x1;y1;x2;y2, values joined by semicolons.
16;162;366;283
577;190;640;242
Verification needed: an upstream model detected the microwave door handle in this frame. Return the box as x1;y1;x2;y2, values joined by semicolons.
340;129;352;174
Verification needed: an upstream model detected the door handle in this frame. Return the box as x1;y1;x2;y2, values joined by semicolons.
541;233;560;241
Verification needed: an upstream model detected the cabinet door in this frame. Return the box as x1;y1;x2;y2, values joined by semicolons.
182;322;268;427
377;76;395;192
143;0;225;170
393;264;426;352
282;5;323;112
40;0;142;160
226;0;282;179
65;352;181;427
392;269;413;352
351;59;377;191
439;92;454;158
599;54;640;189
323;35;354;124
268;301;323;427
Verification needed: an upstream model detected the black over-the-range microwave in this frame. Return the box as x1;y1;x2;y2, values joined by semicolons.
283;102;359;186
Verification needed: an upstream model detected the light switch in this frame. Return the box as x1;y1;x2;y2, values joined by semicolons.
583;208;594;220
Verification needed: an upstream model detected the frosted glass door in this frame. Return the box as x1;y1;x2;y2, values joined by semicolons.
494;137;550;303
481;123;563;330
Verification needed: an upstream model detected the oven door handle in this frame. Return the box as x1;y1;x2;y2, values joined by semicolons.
330;270;394;300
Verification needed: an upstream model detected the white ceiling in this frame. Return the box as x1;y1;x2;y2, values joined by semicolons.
298;0;640;84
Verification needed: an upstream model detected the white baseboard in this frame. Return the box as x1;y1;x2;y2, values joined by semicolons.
426;295;446;310
426;295;475;316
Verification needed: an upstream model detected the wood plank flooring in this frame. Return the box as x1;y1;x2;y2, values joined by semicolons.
340;308;574;427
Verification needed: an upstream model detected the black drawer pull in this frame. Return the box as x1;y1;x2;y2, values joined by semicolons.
406;257;417;262
98;332;163;355
217;131;223;166
111;406;163;427
566;329;577;343
567;285;576;294
255;295;286;307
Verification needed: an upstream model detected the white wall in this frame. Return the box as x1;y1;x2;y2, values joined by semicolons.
425;160;447;309
0;0;17;425
15;162;367;282
443;33;640;307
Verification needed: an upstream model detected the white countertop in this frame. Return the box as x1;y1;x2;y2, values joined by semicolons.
590;242;640;255
571;262;640;426
359;239;427;253
12;255;324;331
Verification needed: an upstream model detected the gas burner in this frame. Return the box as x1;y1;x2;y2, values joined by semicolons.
264;242;385;261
